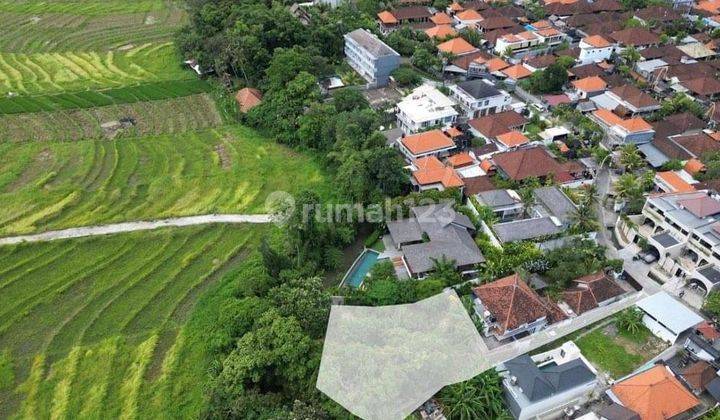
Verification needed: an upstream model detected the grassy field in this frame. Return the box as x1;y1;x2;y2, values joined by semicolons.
0;224;265;418
0;93;223;142
0;125;331;235
0;43;191;96
0;79;212;115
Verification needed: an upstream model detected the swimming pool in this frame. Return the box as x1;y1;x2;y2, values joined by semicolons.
341;249;380;288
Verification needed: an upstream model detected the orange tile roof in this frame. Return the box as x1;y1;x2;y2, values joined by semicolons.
377;10;398;24
446;152;475;167
481;159;495;171
437;37;477;55
412;156;464;188
431;12;454;25
401;130;455;156
235;87;263;113
697;321;720;340
485;57;510;72
593;109;652;133
532;20;553;29
455;9;483;21
697;0;720;13
611;365;699;420
685;158;706;175
656;171;696;193
536;28;562;37
501;64;533;80
582;35;612;48
496;130;529;147
426;25;458;39
710;131;720;142
555;140;570;153
446;126;463;137
572;76;607;93
450;1;464;11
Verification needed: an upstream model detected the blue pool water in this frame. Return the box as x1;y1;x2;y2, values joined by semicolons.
524;24;536;31
343;250;380;288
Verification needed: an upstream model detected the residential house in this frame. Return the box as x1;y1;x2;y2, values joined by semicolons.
590;109;655;145
377;6;432;34
235;87;263;113
636;292;704;343
397;129;456;160
425;24;457;39
491;146;576;183
676;360;718;396
495;131;530;151
681;76;720;101
500;342;598;420
430;11;453;25
473;189;524;221
500;64;533;83
453;9;483;27
676;43;717;61
523;54;557;72
578;35;615;65
685;322;720;362
653;132;720;163
468;110;528;142
594;85;661;115
344;29;400;88
654;170;698;193
386;203;484;278
627;192;720;296
562;272;626;315
448;79;511;119
468;56;510;78
607;364;700;419
396;84;459;134
609;28;661;48
633;5;683;25
494;31;541;55
572;76;608;98
437;37;479;56
477;16;517;33
472;273;552;340
409;156;464;192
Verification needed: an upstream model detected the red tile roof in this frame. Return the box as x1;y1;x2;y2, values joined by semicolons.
446;152;475;167
468;110;527;139
562;272;625;315
496;130;529;148
426;25;457;39
501;64;533;80
582;35;612;48
697;321;720;340
609;28;661;46
572;76;607;93
678;195;720;218
437;37;478;55
431;11;453;25
492;146;562;181
473;273;549;334
377;10;398;24
235;88;263;113
412;156;464;188
681;360;717;391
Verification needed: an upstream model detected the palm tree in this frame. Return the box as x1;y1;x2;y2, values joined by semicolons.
616;308;644;334
581;183;599;207
619;144;644;172
614;173;642;201
570;202;599;233
519;187;536;218
438;372;511;420
620;46;641;66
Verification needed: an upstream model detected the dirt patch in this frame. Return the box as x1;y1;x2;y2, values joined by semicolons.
214;144;231;170
601;323;666;358
4;148;54;193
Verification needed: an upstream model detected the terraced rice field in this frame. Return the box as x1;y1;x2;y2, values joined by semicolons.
0;224;264;418
0;93;223;142
0;79;213;115
0;42;191;96
0;126;331;235
0;0;169;15
0;9;186;53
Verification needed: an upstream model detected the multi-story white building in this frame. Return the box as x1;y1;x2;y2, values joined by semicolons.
343;29;400;88
578;35;614;65
448;79;511;119
621;190;720;295
396;84;458;134
494;28;565;55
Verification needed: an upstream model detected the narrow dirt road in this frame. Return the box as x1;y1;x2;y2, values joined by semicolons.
0;214;272;245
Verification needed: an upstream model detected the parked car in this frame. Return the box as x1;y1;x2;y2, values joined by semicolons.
635;251;657;263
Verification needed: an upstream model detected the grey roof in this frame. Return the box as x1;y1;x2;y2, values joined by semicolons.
699;265;720;285
345;29;399;58
637;292;704;335
688;333;720;360
706;377;720;402
598;404;640;420
476;189;518;209
493;217;561;243
652;231;680;248
533;186;576;225
389;202;484;274
505;355;596;402
576;100;597;112
638;142;670;168
456;79;502;100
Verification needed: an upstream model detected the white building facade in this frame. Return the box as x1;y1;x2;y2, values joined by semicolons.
396;84;459;134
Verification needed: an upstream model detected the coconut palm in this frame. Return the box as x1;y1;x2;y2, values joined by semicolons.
619;144;645;172
614;173;642;201
616;308;644;334
438;371;511;420
570;202;599;233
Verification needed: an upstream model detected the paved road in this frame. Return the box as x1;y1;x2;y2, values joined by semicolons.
0;214;273;245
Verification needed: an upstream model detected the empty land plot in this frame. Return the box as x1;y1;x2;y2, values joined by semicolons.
0;9;186;53
0;224;264;418
0;93;223;142
0;79;212;114
0;0;169;15
0;126;332;235
0;42;191;96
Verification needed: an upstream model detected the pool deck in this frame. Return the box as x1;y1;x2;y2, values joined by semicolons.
379;236;409;280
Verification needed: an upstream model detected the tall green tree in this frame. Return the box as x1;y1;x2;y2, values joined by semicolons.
437;371;510;420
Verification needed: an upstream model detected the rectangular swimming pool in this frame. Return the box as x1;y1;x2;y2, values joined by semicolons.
341;249;380;288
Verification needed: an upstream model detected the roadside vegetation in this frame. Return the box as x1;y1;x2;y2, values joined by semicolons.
0;126;331;235
0;224;265;418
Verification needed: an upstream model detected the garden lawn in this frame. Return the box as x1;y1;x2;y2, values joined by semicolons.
0;0;168;15
0;125;332;235
0;224;265;418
